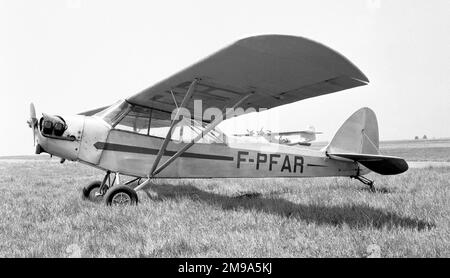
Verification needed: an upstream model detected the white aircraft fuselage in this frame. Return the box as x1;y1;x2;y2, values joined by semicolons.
33;113;364;179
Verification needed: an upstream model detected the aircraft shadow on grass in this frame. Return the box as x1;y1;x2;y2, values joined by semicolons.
142;183;434;231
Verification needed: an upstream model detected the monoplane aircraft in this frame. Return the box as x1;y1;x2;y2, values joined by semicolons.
27;35;408;205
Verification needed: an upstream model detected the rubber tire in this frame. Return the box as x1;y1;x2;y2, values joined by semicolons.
104;185;138;206
82;181;102;202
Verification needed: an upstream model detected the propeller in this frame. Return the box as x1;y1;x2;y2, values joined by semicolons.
257;127;265;136
27;103;37;146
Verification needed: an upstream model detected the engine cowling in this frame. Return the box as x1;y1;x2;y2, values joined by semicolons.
35;114;85;161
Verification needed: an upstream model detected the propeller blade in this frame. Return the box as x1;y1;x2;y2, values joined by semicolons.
29;103;37;146
30;103;36;121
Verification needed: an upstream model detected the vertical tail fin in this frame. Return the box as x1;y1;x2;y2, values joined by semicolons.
327;107;379;155
327;107;408;175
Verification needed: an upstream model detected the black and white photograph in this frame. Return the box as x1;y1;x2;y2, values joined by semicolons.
0;0;448;262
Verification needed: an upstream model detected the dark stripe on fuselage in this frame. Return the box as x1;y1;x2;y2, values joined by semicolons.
94;142;234;161
306;164;327;167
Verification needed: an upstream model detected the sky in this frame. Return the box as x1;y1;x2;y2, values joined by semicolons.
0;0;449;156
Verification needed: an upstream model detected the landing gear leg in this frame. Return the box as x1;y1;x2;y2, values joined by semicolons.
96;170;115;197
82;171;115;202
351;175;375;192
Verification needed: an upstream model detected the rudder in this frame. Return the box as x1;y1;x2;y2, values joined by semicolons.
327;107;379;155
327;107;408;175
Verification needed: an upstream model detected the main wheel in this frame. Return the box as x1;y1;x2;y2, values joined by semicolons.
82;181;103;202
104;185;138;206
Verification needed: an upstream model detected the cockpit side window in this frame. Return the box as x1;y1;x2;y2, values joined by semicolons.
171;118;227;144
115;105;151;135
110;102;227;144
111;104;173;137
147;109;172;137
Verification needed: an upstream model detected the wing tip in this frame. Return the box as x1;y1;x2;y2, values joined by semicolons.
236;34;369;83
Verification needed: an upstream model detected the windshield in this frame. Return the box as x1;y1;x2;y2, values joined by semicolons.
94;100;131;126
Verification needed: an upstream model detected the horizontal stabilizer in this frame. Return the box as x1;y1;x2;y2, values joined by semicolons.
329;153;409;175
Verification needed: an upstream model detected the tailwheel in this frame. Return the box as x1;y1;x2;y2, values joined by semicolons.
104;185;138;206
82;181;103;202
351;175;375;192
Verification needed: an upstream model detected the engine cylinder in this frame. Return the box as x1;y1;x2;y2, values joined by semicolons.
40;114;67;137
42;120;53;135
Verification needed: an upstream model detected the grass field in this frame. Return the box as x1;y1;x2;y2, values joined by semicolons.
0;139;449;257
380;139;450;162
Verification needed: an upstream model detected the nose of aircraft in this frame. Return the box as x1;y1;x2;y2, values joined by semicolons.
28;103;85;161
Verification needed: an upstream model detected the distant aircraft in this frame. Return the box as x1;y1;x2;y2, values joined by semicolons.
233;126;322;146
27;35;408;206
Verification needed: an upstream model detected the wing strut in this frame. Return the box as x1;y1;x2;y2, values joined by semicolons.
152;93;252;176
134;91;252;192
149;78;199;176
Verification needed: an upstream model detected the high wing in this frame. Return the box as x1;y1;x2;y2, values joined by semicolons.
81;35;368;117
